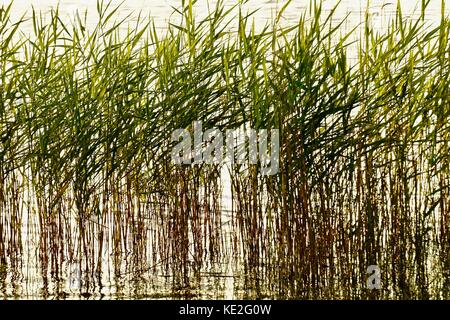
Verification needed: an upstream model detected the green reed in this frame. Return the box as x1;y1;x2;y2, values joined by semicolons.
0;0;449;299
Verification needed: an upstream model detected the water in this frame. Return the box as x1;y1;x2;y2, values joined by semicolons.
0;0;449;300
2;0;448;32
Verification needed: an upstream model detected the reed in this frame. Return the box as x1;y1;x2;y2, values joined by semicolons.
0;0;448;299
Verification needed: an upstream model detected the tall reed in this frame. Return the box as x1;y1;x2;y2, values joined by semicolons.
0;0;448;299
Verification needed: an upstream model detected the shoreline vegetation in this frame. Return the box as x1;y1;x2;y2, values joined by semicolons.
0;0;449;299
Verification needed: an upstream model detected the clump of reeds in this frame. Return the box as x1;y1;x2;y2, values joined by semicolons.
0;0;448;299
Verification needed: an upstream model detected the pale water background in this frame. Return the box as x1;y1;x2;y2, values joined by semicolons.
2;0;449;31
0;0;449;299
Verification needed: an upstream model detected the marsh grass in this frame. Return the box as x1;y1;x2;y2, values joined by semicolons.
0;0;449;299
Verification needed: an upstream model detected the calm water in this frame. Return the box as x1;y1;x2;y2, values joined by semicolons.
0;0;449;300
2;0;449;31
